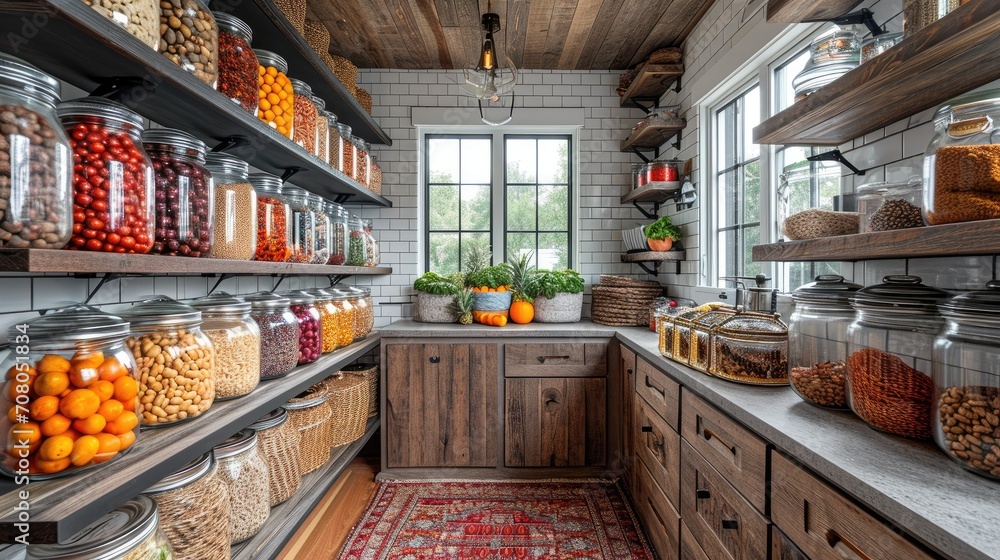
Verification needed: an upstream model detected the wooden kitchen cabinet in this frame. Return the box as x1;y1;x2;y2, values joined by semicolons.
619;345;637;493
505;377;607;467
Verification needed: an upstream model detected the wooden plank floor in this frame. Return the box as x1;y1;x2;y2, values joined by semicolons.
276;455;380;559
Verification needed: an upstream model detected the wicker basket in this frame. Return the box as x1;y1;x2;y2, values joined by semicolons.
317;372;369;446
340;362;378;418
274;0;306;32
283;388;331;474
330;54;358;91
355;87;372;113
591;276;664;327
303;18;330;54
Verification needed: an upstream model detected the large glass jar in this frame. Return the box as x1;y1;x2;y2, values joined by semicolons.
325;111;339;166
347;215;366;266
363;218;379;267
923;91;1000;225
142;128;214;257
689;307;736;373
777;158;841;239
248;172;291;262
283;388;331;474
245;292;299;379
350;286;375;338
846;275;948;439
144;452;230;560
213;429;270;544
0;54;72;250
248;408;302;506
281;290;323;365
190;292;260;399
290;79;318;153
0;306;139;479
933;281;1000;480
710;311;789;385
283;186;315;264
214;12;258;114
255;49;293;139
326;289;356;348
856;180;924;233
25;496;173;560
788;275;862;409
313;96;329;160
82;0;160;50
327;201;349;265
121;298;216;427
157;0;218;87
204;152;256;260
371;154;383;195
308;193;330;264
355;137;369;187
306;288;346;353
58;97;155;253
337;123;353;178
904;0;963;38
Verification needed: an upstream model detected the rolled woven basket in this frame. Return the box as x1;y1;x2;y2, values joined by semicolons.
303;18;330;54
355;87;373;113
415;293;458;323
533;292;584;323
340;362;379;418
274;0;306;31
317;373;369;446
472;291;511;313
330;54;358;92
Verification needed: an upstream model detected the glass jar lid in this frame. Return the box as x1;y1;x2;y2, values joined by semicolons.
249;408;288;431
205;152;249;179
142;128;207;160
326;111;339;126
940;280;1000;321
57;97;144;130
25;496;160;560
934;89;1000;124
120;297;202;329
716;311;788;337
325;287;353;301
213;12;253;42
248;172;283;195
289;78;313;96
245;291;291;310
282;186;310;204
10;305;130;342
213;428;258;459
190;291;252;315
328;202;348;218
283;387;328;410
312;96;326;112
145;452;214;494
253;49;287;73
792;274;862;306
0;52;61;106
280;290;317;305
337;123;352;136
850;275;949;314
305;288;335;302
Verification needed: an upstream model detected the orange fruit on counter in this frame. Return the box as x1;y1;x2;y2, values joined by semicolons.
37;355;70;374
59;389;101;420
38;434;73;461
104;411;137;435
34;371;70;397
40;413;71;437
116;430;135;450
35;457;71;474
70;435;100;467
97;357;128;382
112;377;138;403
97;400;124;422
90;380;114;403
29;396;60;421
94;432;121;455
72;414;106;435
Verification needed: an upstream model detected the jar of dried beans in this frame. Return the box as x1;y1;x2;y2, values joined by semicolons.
347;215;366;266
248;408;302;506
213;429;270;544
255;49;293;139
283;186;315;264
248;172;291;262
190;292;260;400
313;96;328;160
846;275;948;439
245;292;299;379
290;79;318;154
142;128;214;257
214;12;259;114
305;288;346;353
923;90;1000;225
709;311;789;385
308;192;330;264
337;123;353;178
280;290;323;365
82;0;160;50
204;152;256;260
857;179;924;233
932;281;1000;479
58;97;155;254
327;201;349;265
0;54;73;250
788;275;861;409
157;0;218;87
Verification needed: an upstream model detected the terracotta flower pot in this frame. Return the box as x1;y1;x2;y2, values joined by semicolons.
647;237;674;251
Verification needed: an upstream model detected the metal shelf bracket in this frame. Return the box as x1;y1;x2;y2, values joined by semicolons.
270;274;290;293
632;200;661;220
632;260;682;277
209;273;236;295
280;167;302;183
212;136;250;153
91;77;156;103
334;194;352;204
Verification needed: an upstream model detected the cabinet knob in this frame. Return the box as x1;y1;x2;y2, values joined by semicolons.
429;356;440;363
626;368;633;375
721;518;739;530
696;488;711;500
641;426;653;433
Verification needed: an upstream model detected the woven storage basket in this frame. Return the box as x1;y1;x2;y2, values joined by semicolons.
415;292;458;323
317;372;369;446
591;278;663;327
330;54;358;91
283;388;332;474
355;87;373;113
248;408;302;507
340;362;379;417
303;18;330;54
274;0;306;31
533;292;584;323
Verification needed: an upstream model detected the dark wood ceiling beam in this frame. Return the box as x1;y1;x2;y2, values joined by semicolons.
415;0;454;67
609;0;675;69
522;0;555;68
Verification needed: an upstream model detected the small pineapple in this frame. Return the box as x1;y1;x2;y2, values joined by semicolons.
508;250;534;303
454;288;475;325
463;240;491;286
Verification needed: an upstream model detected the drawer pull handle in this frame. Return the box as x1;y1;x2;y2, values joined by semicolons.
641;426;653;433
429;356;440;363
696;489;711;500
826;531;875;560
626;368;633;375
721;518;739;530
703;427;736;456
644;377;665;398
538;355;571;363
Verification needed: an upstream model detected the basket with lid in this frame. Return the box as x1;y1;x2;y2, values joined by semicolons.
190;292;260;399
248;408;302;505
213;428;270;544
689;306;738;373
284;387;332;473
710;311;789;385
341;362;379;417
317;371;369;446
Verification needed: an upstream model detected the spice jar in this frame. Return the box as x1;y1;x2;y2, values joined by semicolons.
327;201;349;265
82;0;160;50
347;215;366;266
255;49;293;139
645;160;679;184
290;79;318;154
284;388;331;474
325;111;340;166
933;281;1000;479
923;90;1000;225
281;290;323;365
58;97;155;253
689;307;737;373
248;408;302;506
204;152;256;260
248;172;291;262
157;0;218;87
313;97;329;160
789;275;862;409
283;186;315;264
190;292;260;399
337;123;353;178
0;54;73;250
904;0;962;38
0;306;139;479
121;298;216;427
245;292;299;379
25;495;173;560
214;12;258;114
306;288;347;354
857;180;924;233
308;192;330;264
710;311;789;385
144;452;230;560
213;429;270;544
846;275;948;439
142;128;214;257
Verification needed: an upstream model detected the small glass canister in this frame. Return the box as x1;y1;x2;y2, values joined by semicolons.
710;311;789;385
255;49;293;138
190;292;260;399
283;186;316;264
326;111;340;166
349;286;375;338
248;172;292;262
144;452;230;560
204;152;257;260
308;192;331;265
214;12;259;114
337;123;354;178
904;0;963;38
156;0;218;87
284;388;332;474
789;275;862;409
689;307;737;373
280;290;323;365
245;292;299;379
645;160;679;185
670;307;712;364
355;138;369;187
327;201;349;265
857;180;924;233
306;288;346;354
290;79;318;153
313;96;328;160
658;306;692;359
363;218;379;267
248;408;302;506
861;31;903;63
371;154;383;195
846;275;948;439
213;429;270;544
121;298;216;427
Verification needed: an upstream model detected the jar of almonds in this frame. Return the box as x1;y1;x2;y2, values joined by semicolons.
190;292;261;400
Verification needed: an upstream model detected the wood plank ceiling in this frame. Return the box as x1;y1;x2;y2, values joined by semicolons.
307;0;717;70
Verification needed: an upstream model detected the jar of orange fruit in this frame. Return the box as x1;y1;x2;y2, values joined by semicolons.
0;306;141;479
254;49;293;139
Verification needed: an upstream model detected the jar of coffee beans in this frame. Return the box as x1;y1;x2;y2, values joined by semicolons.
857;180;924;233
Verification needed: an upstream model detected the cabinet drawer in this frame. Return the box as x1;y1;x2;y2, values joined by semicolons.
505;343;608;377
634;395;680;510
771;451;936;560
680;389;767;512
635;356;680;431
771;526;808;560
634;457;680;560
681;522;712;560
681;440;770;560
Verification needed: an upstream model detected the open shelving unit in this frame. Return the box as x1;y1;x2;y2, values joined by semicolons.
621;250;686;276
618;62;684;110
620;122;686;155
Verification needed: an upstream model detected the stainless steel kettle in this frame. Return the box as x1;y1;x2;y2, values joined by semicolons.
720;274;778;314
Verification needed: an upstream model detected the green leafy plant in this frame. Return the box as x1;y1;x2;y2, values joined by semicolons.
530;269;585;299
644;216;683;241
507;250;535;303
413;272;461;295
465;265;513;289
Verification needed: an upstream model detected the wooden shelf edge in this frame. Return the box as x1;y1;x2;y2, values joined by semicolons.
620;123;686;152
621;251;685;262
765;0;863;23
618;62;684;106
620;182;683;204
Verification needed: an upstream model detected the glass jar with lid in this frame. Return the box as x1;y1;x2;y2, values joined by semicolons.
809;27;860;64
327;201;349;265
308;193;331;264
306;288;346;354
283;387;331;474
355;138;369;187
658;306;691;359
856;179;924;233
254;49;293;138
0;306;139;479
25;495;172;560
142;128;214;257
280;290;323;365
248;408;302;506
144;452;230;560
710;311;789;385
214;12;259;113
933;281;1000;479
789;275;862;409
121;297;216;427
313;96;328;160
244;292;299;379
777;158;841;239
290;79;318;153
337;123;354;178
326;288;358;348
670;307;713;364
81;0;160;50
363;218;379;267
347;215;367;266
923;90;1000;225
58;97;155;253
846;275;948;439
0;54;72;250
213;429;270;544
156;0;218;86
904;0;963;38
248;172;292;262
190;292;260;400
351;286;375;338
204;152;256;260
283;186;316;264
861;32;903;64
689;307;737;373
325;111;340;166
645;160;679;185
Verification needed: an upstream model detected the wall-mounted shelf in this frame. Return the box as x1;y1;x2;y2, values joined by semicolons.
621;123;685;156
618;62;684;111
765;0;863;22
621;251;685;276
753;0;1000;146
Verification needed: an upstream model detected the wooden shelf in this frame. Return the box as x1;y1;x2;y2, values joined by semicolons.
621;251;685;263
621;182;683;204
752;219;1000;262
754;0;1000;146
621;122;686;153
0;1;390;207
765;0;863;22
618;63;684;106
231;416;379;560
0;335;380;544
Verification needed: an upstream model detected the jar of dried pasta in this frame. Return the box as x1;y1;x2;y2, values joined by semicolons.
283;388;331;474
248;408;302;506
213;429;270;544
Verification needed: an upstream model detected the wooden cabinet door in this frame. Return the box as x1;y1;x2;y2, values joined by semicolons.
505;377;607;467
385;343;498;468
619;345;637;492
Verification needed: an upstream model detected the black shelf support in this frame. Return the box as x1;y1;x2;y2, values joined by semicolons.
212;136;250;153
327;274;349;287
632;260;682;277
270;274;290;293
82;273;125;305
91;77;155;102
208;273;237;295
280;167;302;183
808;149;866;175
632;200;661;220
334;194;352;204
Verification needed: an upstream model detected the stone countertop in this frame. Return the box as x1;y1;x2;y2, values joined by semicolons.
379;319;620;338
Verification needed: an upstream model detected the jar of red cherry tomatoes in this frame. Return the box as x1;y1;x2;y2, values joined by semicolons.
280;290;322;365
142;129;214;257
57;98;155;254
646;160;679;184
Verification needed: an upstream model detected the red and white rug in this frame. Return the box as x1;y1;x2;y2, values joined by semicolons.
338;480;653;559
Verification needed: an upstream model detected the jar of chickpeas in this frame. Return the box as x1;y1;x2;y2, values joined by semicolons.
255;49;293;139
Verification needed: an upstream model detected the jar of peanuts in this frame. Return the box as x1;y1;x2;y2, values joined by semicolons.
290;79;318;154
248;172;292;262
255;49;293;139
846;275;948;439
190;292;260;400
204;152;257;260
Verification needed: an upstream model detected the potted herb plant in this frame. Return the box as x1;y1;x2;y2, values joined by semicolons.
530;269;585;323
413;272;461;322
644;216;683;251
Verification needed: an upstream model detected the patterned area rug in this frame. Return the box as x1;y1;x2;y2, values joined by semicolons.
338;480;653;559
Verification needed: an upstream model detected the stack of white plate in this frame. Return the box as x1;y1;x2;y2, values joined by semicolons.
622;226;648;252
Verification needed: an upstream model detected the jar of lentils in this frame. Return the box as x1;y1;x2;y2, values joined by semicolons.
214;12;258;113
281;290;323;365
327;201;349;265
255;49;293;139
245;291;299;379
283;186;315;264
284;388;331;474
313;96;328;160
157;0;218;87
248;408;302;506
248;172;291;262
204;152;256;260
213;429;270;544
190;292;260;400
290;79;318;154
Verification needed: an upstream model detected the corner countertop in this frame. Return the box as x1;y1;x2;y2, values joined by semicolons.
379;319;620;338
